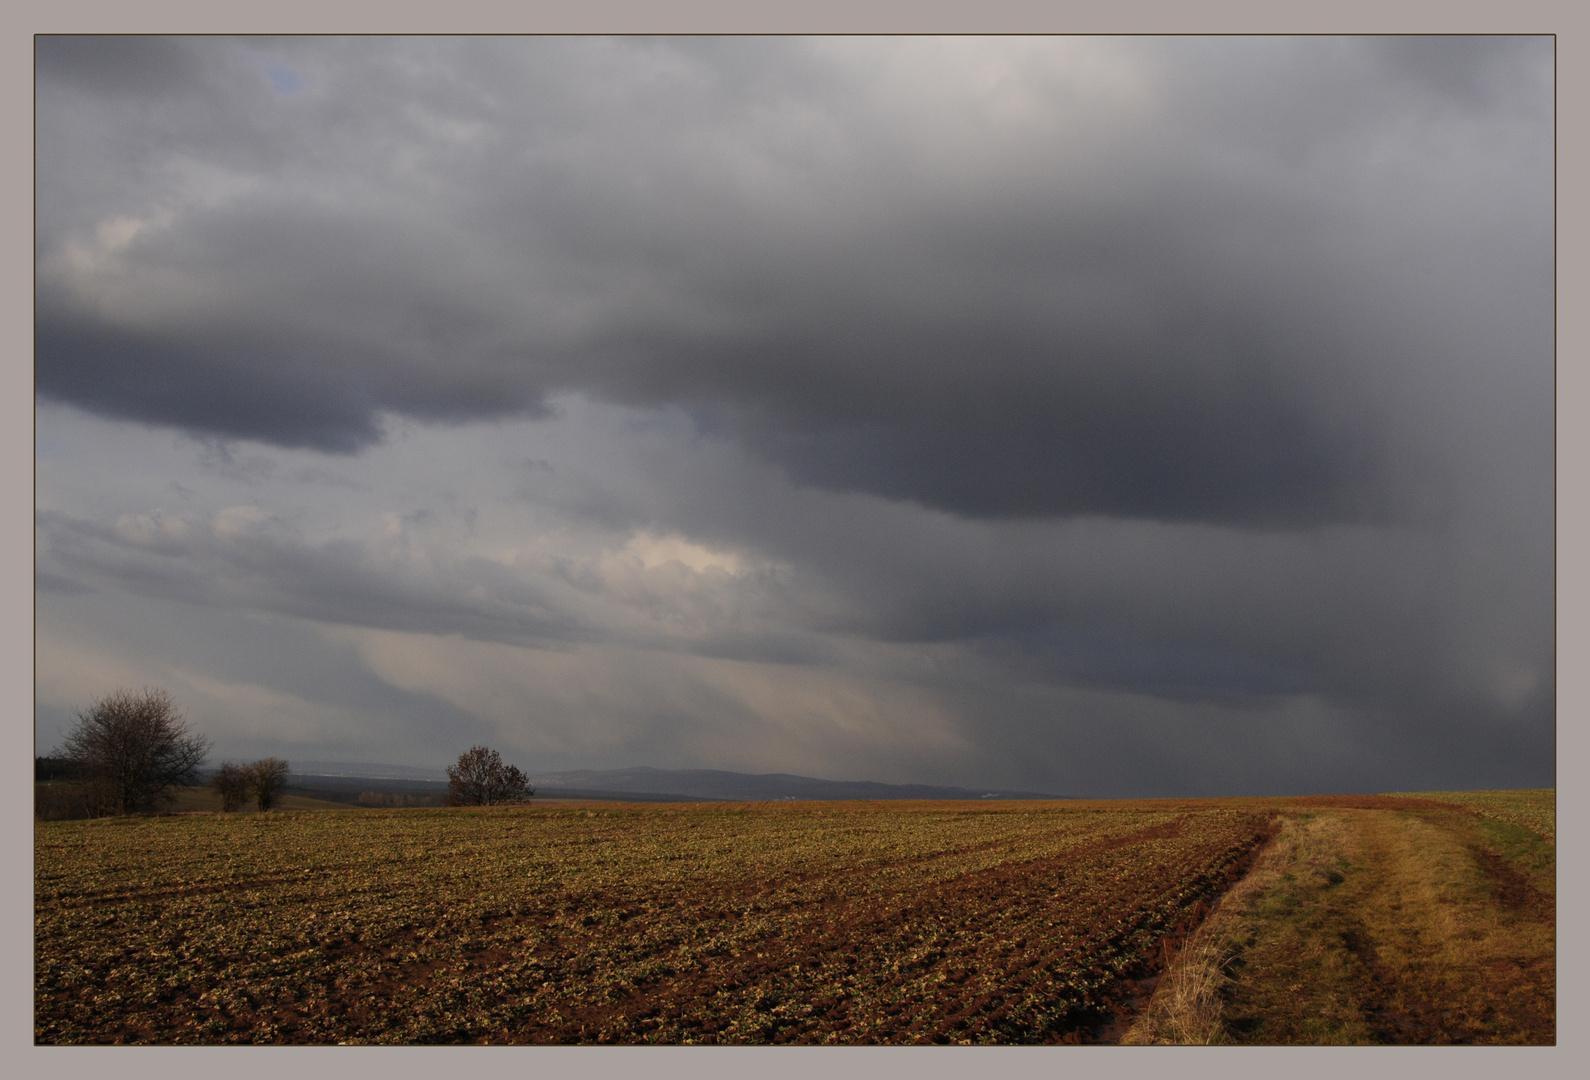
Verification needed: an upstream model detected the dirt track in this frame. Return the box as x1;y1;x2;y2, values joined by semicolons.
1127;801;1555;1045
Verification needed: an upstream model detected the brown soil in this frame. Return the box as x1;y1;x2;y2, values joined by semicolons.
65;813;1269;1046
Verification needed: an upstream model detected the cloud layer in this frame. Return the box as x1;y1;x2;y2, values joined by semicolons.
34;37;1554;795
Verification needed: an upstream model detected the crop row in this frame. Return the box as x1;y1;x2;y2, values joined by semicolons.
36;801;1271;1044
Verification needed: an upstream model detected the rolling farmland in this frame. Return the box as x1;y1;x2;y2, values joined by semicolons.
33;792;1553;1045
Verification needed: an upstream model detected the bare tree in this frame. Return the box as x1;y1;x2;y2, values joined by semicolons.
249;758;291;811
210;762;252;812
446;746;533;806
58;688;210;816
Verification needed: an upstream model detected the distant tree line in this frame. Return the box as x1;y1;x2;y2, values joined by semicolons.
36;688;295;820
209;757;291;812
38;691;536;820
356;791;447;808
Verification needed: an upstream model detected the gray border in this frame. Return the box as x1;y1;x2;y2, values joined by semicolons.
9;6;1581;1079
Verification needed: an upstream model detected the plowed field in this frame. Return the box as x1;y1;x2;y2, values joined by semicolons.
35;800;1271;1044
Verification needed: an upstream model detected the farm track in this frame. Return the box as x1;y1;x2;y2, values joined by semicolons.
36;801;1273;1045
1124;798;1556;1046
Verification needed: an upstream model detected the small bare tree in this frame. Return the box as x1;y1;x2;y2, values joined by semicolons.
210;762;252;812
446;746;532;806
58;688;210;816
249;758;290;811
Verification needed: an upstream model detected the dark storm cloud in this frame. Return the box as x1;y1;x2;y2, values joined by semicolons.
947;675;1554;799
516;393;1549;774
36;36;1551;526
35;319;386;451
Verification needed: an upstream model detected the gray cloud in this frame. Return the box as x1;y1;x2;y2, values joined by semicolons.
36;36;1551;526
33;37;1554;795
39;505;598;651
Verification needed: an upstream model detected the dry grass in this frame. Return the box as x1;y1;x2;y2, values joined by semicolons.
1121;813;1311;1045
1392;789;1555;842
1123;801;1554;1045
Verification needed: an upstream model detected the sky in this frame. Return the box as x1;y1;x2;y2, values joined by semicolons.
32;35;1555;798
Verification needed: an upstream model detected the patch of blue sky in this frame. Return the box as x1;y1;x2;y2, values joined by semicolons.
267;64;304;96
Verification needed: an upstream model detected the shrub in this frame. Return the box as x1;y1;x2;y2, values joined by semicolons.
57;688;209;816
210;762;253;812
446;746;533;806
250;758;291;811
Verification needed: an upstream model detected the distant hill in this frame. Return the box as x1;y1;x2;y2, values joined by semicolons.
273;761;1058;802
527;766;1058;802
287;761;449;781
